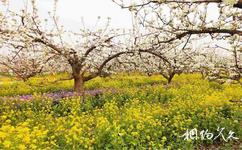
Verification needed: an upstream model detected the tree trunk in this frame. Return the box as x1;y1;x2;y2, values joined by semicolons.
167;76;173;84
167;73;175;84
74;75;84;94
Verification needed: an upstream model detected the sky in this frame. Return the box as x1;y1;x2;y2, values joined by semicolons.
6;0;133;31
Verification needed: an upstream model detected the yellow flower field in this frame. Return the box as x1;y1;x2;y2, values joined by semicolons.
0;74;241;149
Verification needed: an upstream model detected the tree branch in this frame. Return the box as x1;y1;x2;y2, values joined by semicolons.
114;0;242;9
139;49;172;66
83;51;133;81
156;28;242;44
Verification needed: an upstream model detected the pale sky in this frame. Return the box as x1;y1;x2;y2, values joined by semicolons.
6;0;133;31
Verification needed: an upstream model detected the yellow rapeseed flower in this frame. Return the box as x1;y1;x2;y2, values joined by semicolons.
18;144;26;150
3;140;11;148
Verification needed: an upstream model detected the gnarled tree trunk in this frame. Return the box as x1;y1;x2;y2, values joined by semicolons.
74;75;84;94
72;65;85;94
